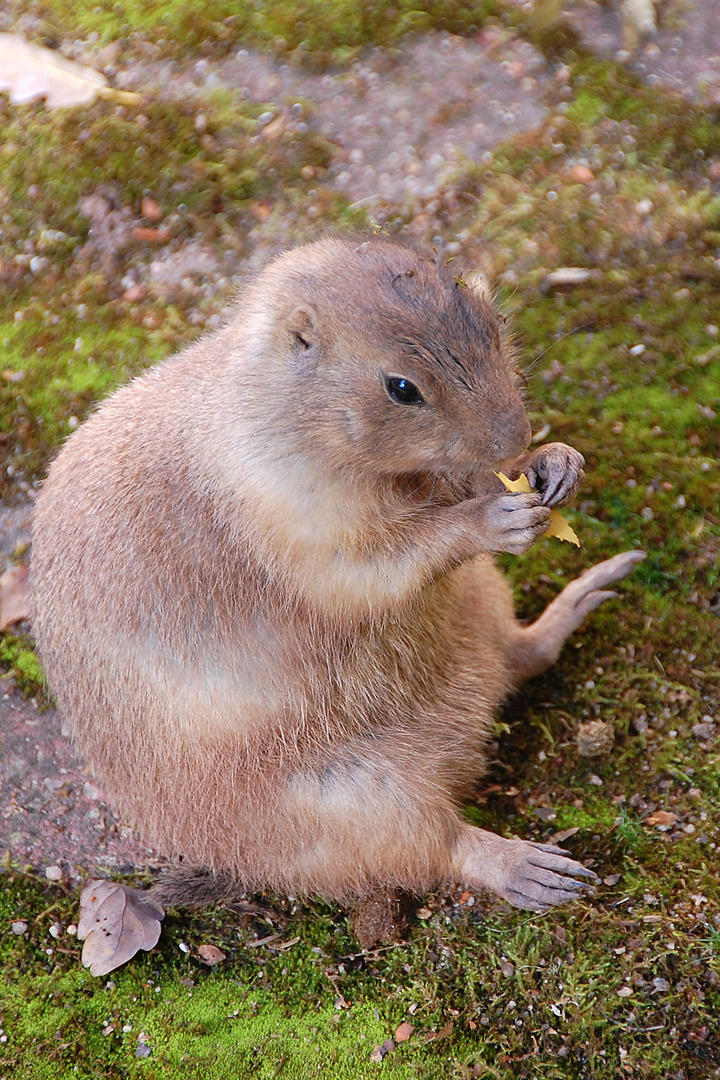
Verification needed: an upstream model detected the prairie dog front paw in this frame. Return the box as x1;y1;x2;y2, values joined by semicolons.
479;490;550;554
524;443;585;508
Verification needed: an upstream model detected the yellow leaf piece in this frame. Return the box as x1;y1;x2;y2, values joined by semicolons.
547;508;581;546
495;471;532;494
494;472;581;546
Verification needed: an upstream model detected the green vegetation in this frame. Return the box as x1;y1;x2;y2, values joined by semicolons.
0;632;47;700
2;868;718;1078
0;3;718;1078
6;0;500;64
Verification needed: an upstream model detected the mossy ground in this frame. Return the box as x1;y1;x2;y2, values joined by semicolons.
1;4;719;1078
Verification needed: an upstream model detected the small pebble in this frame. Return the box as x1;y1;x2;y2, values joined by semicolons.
692;720;716;741
629;343;645;356
11;921;28;935
45;865;63;882
545;267;591;288
570;164;594;183
576;721;614;758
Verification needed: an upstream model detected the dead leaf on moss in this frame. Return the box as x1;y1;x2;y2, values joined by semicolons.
197;943;226;965
495;472;581;546
645;811;676;828
370;1041;392;1062
0;33;140;109
647;812;677;825
77;880;164;976
423;1021;454;1043
0;564;30;629
551;827;580;843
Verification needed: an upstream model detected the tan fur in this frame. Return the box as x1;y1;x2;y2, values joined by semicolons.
31;238;642;912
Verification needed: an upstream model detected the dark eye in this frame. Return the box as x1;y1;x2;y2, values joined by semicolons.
385;376;424;405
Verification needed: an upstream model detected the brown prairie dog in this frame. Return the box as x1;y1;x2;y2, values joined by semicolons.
31;237;643;915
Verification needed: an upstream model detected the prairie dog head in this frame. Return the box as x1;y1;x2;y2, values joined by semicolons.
222;237;531;492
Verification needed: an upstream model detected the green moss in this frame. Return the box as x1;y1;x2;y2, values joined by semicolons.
10;0;501;63
2;870;718;1079
0;91;332;242
0;633;48;700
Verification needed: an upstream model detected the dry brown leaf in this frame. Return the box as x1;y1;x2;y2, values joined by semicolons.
0;33;140;109
141;197;163;222
0;564;30;629
551;826;580;844
77;880;164;976
423;1022;454;1043
246;932;282;948
197;943;226;965
495;472;580;545
131;227;171;243
645;811;676;828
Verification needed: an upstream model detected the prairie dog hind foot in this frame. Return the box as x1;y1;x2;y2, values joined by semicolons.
453;826;597;912
512;549;646;684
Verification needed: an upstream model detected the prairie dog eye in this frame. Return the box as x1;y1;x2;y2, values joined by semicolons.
385;376;424;405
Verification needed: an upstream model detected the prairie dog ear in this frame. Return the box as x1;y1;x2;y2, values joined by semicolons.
287;305;319;350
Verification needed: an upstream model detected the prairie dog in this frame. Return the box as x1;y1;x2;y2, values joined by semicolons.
31;237;643;914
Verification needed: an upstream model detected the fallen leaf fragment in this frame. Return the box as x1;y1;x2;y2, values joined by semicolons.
246;932;281;948
277;935;301;950
415;907;432;920
495;472;580;546
423;1021;454;1043
132;226;171;243
394;1022;413;1042
77;880;164;976
0;33;140;110
197;943;226;965
370;1038;395;1062
645;811;676;828
141;197;163;222
0;564;30;629
551;827;579;843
